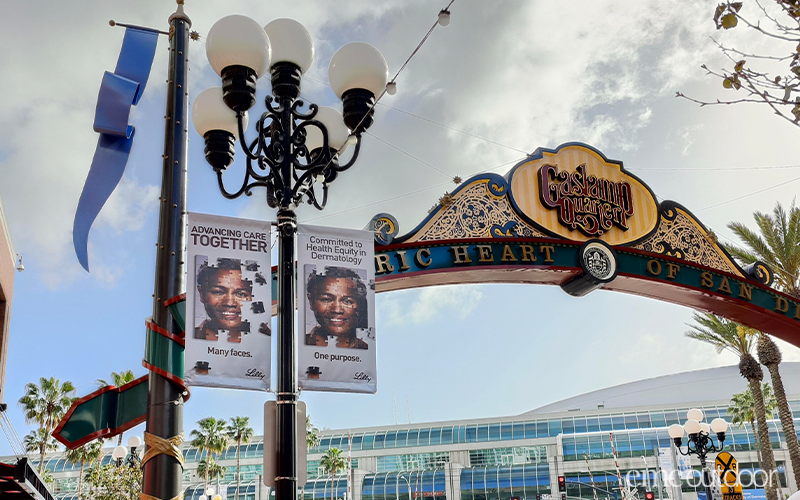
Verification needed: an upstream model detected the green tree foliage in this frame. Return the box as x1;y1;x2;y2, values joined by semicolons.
677;1;800;127
197;456;227;483
84;463;142;500
227;416;254;500
64;440;104;500
724;202;800;298
23;428;58;457
728;383;777;468
307;416;321;451
686;314;778;500
319;447;347;478
18;376;76;473
190;417;229;493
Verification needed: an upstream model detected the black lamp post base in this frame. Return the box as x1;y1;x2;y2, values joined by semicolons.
222;65;258;112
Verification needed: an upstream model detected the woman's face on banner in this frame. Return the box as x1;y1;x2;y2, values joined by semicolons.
200;269;252;330
310;277;359;336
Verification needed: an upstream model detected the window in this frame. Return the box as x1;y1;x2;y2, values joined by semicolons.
501;423;513;441
489;424;501;441
396;430;408;448
441;427;454;444
385;431;397;449
477;425;489;443
419;428;430;446
548;419;562;436
430;428;442;445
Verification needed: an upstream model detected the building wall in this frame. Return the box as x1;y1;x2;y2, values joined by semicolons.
0;196;16;405
27;395;800;500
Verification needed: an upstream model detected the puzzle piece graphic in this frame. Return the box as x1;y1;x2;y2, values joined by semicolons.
245;260;259;271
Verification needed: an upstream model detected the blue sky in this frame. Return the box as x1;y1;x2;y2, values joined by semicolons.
1;0;800;455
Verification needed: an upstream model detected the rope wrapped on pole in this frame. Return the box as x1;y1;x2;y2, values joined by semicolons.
142;431;185;467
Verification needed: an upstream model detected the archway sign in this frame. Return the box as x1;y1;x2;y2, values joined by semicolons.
366;143;800;346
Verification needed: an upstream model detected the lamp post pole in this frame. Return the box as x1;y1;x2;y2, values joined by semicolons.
668;409;729;500
192;15;388;500
142;3;189;500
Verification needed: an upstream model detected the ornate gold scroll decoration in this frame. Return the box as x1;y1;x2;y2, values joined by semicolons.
632;207;742;276
412;180;545;242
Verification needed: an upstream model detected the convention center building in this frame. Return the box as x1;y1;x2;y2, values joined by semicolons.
13;363;800;500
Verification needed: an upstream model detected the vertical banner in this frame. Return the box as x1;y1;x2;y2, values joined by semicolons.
297;224;376;393
185;213;272;391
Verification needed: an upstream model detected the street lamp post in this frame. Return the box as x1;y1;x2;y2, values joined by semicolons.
127;435;142;468
112;445;127;467
398;473;413;500
192;15;388;500
668;408;729;500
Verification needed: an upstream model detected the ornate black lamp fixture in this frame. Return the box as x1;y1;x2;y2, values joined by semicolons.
668;408;729;500
192;15;389;500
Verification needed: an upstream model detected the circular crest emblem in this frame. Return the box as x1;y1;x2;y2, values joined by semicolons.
579;240;618;284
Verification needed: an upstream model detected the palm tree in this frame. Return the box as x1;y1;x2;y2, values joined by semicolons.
728;384;778;469
756;334;800;485
18;376;76;474
23;428;58;461
96;370;136;388
725;201;800;482
724;201;800;298
64;440;104;500
227;416;254;500
198;457;227;495
96;370;136;445
306;416;320;451
320;447;347;500
190;417;229;494
685;313;778;500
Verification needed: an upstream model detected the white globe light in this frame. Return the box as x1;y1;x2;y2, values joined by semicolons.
206;487;215;496
328;42;389;98
385;81;397;95
668;424;684;439
687;408;704;422
199;496;207;500
128;435;142;448
206;15;271;78
438;10;451;27
700;423;711;435
710;418;729;433
305;107;350;151
264;19;314;73
112;445;127;460
192;87;248;137
684;419;701;435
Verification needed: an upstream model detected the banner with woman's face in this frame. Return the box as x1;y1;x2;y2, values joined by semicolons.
185;212;272;391
297;224;377;393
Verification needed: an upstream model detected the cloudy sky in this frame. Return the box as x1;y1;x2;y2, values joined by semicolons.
1;0;800;455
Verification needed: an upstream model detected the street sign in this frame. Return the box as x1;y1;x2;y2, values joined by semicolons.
263;400;307;487
715;452;743;500
52;375;149;449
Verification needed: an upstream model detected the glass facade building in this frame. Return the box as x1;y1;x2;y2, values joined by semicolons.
9;364;800;500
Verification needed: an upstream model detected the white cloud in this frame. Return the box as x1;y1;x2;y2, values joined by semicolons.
378;285;483;326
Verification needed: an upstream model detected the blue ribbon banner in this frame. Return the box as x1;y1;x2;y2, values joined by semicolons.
73;27;159;272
